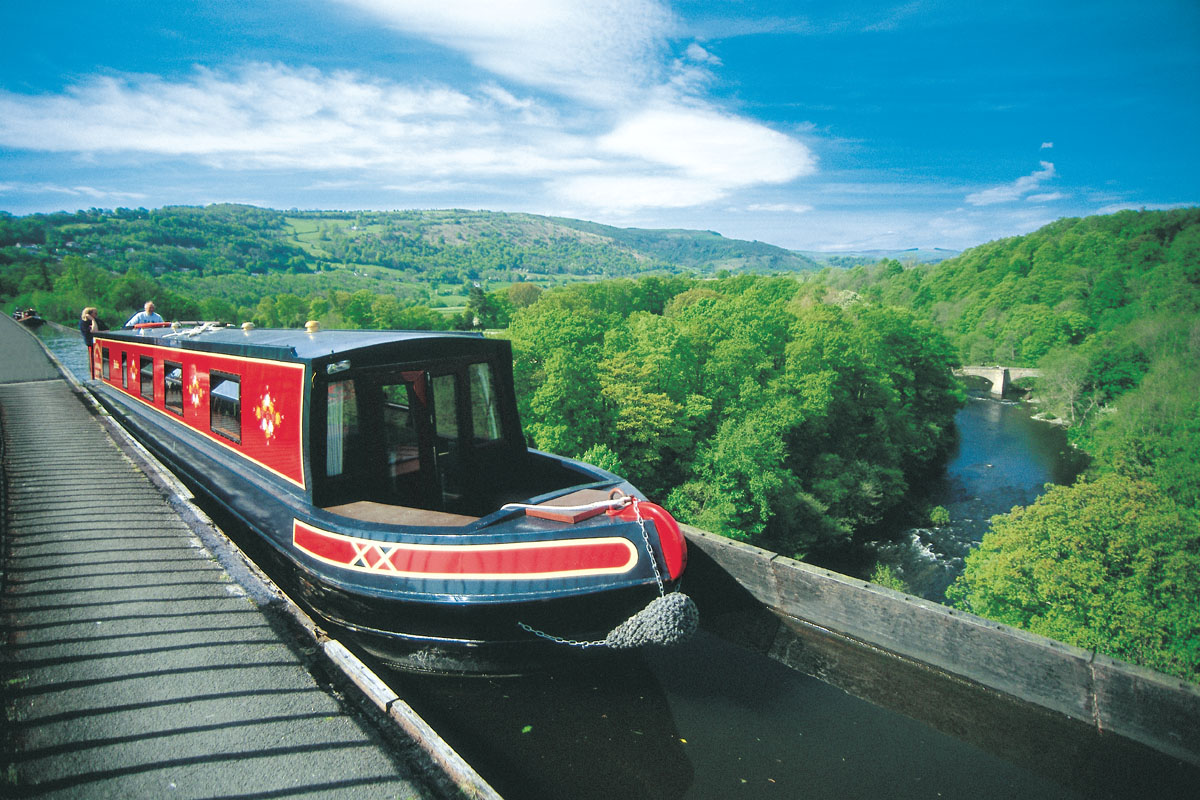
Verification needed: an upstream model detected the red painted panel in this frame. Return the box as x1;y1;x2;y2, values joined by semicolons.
293;521;639;580
99;338;307;488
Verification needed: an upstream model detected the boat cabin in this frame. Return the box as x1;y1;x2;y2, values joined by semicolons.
90;325;592;524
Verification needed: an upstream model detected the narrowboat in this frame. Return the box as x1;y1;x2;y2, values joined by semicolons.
14;308;44;327
85;321;693;673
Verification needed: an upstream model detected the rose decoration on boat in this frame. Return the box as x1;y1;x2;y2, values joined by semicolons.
188;367;204;408
255;387;283;442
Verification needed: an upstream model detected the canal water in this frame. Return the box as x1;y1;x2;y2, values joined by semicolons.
33;324;1196;799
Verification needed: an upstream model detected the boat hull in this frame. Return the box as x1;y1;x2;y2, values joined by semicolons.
88;373;681;674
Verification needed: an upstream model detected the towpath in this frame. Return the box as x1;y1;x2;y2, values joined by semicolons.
0;314;448;799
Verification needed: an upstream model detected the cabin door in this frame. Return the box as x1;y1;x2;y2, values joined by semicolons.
427;362;507;514
379;372;440;507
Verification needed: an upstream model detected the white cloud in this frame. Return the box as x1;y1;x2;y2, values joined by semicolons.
0;182;147;201
0;64;585;174
0;3;820;218
549;105;815;211
685;43;722;65
1026;191;1066;203
747;202;814;214
1041;141;1054;149
965;161;1057;206
332;0;674;105
597;107;814;185
0;62;817;216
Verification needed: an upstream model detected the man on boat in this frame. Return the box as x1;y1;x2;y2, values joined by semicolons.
125;301;163;327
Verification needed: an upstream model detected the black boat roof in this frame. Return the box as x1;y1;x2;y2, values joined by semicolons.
99;324;506;365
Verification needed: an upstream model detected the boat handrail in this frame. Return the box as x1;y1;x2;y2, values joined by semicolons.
162;321;227;339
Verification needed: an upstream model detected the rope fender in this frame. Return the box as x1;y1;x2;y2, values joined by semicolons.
516;491;698;649
603;592;699;649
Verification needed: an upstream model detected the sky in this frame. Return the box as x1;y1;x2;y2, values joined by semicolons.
1;0;1197;252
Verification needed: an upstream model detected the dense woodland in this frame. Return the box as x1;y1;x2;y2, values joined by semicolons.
3;204;1197;680
811;208;1200;679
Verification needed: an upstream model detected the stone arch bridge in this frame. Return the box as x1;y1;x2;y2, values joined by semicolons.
954;365;1042;397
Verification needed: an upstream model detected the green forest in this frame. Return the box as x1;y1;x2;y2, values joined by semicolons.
807;208;1200;679
3;204;1197;681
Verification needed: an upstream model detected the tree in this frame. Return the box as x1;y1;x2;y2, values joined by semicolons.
667;395;848;557
106;267;161;319
273;293;310;328
596;312;707;493
200;296;238;323
254;296;278;327
507;282;543;308
871;563;909;592
947;474;1200;681
370;294;404;329
506;293;611;456
342;289;377;328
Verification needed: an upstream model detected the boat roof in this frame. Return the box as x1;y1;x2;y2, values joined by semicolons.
98;324;506;366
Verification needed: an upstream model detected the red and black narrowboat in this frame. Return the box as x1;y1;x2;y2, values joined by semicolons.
85;322;692;673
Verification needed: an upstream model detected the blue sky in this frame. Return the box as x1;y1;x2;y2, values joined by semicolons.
1;0;1197;251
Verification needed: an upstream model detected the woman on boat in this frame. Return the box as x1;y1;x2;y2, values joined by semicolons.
79;307;108;347
80;307;108;377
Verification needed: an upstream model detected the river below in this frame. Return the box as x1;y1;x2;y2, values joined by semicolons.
31;323;1194;799
873;391;1088;602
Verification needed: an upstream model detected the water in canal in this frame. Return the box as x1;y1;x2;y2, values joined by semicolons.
33;324;1196;799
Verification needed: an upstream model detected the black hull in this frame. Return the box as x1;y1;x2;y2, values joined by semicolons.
288;564;673;675
204;493;676;675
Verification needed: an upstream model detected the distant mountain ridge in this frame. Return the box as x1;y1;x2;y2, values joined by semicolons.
797;247;960;267
543;215;823;272
285;208;824;275
1;203;957;281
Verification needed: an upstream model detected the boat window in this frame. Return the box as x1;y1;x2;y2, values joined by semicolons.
163;362;183;415
102;348;111;381
121;352;128;389
382;383;420;477
325;380;358;477
468;362;502;443
431;373;458;440
139;356;154;401
210;371;241;443
430;372;465;503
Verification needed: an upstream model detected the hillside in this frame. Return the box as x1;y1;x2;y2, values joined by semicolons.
809;207;1200;368
284;209;819;274
0;204;826;324
1;204;817;281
